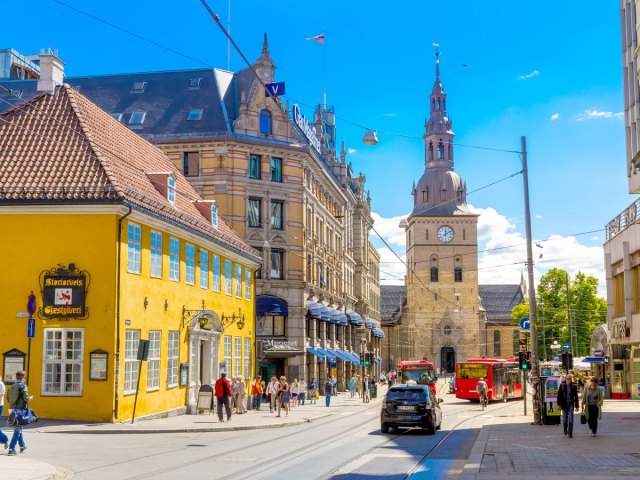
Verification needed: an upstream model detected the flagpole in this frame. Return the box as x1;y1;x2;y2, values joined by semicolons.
227;0;231;70
322;39;326;107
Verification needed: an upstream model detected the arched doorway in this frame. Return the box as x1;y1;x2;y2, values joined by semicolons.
441;347;455;374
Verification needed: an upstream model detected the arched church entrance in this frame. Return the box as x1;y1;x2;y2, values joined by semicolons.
441;346;455;374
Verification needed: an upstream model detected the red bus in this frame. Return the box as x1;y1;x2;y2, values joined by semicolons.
395;360;437;395
455;358;523;402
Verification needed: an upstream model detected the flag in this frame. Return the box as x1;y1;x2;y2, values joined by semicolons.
305;33;325;45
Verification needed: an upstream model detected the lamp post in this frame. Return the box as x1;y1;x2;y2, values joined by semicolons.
539;299;546;362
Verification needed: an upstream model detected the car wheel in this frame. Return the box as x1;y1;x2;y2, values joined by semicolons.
381;422;390;434
426;423;436;435
435;422;442;431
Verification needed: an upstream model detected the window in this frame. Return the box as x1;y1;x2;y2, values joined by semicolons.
224;259;232;295
131;81;146;93
187;109;203;121
129;112;146;125
423;189;429;203
270;157;282;182
493;330;501;357
186;244;195;285
248;198;262;227
200;249;209;289
234;337;242;378
426;229;429;240
170;237;180;281
212;255;221;292
326;321;331;338
223;336;232;374
613;273;625;316
235;264;242;298
271;249;284;279
270;200;284;229
454;267;463;282
256;315;286;336
513;331;520;356
211;203;218;227
124;330;140;394
147;331;161;391
167;331;179;387
430;267;439;282
127;223;141;273
259;109;272;135
188;77;202;89
150;231;162;278
167;176;176;203
306;315;312;338
244;338;251;380
42;329;83;395
183;152;200;177
111;113;123;122
249;154;261;179
245;268;251;300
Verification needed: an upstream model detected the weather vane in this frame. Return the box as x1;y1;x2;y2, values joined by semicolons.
432;42;440;61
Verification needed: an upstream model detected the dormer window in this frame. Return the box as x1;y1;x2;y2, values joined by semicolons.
167;176;176;203
211;202;218;227
259;109;272;135
193;200;218;227
187;109;203;121
111;113;123;122
131;82;147;93
129;112;146;125
189;78;202;89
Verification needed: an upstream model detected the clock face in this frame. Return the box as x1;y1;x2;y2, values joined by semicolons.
437;225;454;243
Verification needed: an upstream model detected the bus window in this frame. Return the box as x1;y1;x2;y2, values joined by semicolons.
457;363;488;380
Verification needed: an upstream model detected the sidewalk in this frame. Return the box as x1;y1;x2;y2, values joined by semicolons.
461;399;640;479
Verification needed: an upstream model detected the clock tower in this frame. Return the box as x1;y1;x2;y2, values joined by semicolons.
402;48;481;372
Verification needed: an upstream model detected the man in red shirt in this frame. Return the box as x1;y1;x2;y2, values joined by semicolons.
215;372;232;422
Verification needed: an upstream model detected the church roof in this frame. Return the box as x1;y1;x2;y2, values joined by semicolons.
381;285;406;324
478;284;524;324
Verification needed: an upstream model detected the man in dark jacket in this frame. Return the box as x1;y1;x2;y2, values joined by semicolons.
7;371;31;455
214;373;232;422
556;373;579;438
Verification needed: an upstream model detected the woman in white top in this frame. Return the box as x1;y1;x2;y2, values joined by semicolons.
266;376;279;413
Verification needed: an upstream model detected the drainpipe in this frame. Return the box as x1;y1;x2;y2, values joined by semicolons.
114;206;133;420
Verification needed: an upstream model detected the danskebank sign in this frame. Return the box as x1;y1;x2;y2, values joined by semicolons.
292;104;321;154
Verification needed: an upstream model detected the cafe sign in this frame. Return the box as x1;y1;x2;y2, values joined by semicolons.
39;264;90;319
264;339;300;352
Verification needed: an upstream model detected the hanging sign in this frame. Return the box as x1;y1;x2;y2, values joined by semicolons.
265;81;286;97
40;265;89;318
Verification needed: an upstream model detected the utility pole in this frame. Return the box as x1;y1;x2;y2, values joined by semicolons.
522;136;540;424
565;273;574;355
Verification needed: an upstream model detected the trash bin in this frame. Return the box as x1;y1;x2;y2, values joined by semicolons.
369;381;377;399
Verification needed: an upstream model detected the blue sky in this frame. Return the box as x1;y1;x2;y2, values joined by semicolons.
4;1;627;292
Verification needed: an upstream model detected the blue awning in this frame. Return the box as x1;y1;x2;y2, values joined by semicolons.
364;318;376;330
306;347;326;361
307;302;331;322
374;356;381;365
332;311;349;326
338;350;358;363
346;311;363;326
316;348;335;362
256;295;289;316
349;351;362;363
330;349;354;363
582;357;605;363
373;327;385;338
327;308;341;325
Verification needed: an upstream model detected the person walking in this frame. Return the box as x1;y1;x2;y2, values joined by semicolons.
232;377;246;414
214;373;232;422
557;373;580;438
266;376;279;413
277;376;290;417
298;378;307;406
7;371;32;455
252;376;263;411
347;376;356;398
325;378;333;407
238;378;247;414
307;378;317;404
0;378;8;449
330;375;337;396
363;376;370;403
582;376;604;436
356;374;363;398
291;379;299;407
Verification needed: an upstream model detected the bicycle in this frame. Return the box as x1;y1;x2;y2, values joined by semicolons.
479;390;488;410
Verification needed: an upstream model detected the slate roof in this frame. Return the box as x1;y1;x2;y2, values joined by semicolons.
381;285;406;324
478;284;524;324
0;84;261;262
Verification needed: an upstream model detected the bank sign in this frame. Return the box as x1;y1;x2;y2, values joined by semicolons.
42;274;87;318
292;104;321;154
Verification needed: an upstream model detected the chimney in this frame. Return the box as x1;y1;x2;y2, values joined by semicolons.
37;48;64;93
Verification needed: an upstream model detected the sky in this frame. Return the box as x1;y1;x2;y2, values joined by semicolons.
3;1;629;296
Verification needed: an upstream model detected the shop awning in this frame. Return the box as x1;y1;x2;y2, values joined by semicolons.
330;349;355;363
582;357;605;363
346;311;363;326
316;348;336;362
372;327;385;338
343;351;360;363
374;356;382;365
327;308;341;325
306;347;326;361
331;311;349;326
256;295;289;316
307;302;331;322
364;318;376;330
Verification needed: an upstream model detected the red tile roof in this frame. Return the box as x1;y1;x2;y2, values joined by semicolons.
0;85;260;263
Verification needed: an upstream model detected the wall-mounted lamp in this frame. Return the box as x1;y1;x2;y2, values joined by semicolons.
221;308;246;330
144;297;149;310
164;299;169;312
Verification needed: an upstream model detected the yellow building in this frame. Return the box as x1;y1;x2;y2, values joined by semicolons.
0;81;261;421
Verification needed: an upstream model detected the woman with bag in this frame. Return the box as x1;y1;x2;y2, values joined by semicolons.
276;376;290;417
582;376;604;436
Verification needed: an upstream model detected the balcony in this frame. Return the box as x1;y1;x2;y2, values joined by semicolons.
606;197;640;241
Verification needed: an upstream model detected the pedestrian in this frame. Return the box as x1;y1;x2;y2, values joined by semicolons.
325;378;333;407
214;372;232;423
0;378;8;449
252;376;263;411
582;376;604;436
307;377;317;404
266;376;279;413
239;377;247;413
291;379;299;407
7;371;32;454
556;373;579;438
364;376;370;403
232;377;246;414
298;378;307;406
277;376;290;417
330;375;337;396
356;374;363;398
348;376;356;398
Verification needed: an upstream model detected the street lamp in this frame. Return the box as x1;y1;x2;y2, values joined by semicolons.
539;299;546;362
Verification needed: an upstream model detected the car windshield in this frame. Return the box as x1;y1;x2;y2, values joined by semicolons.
387;388;428;403
401;369;436;384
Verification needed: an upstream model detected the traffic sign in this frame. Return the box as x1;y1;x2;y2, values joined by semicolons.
265;81;286;97
553;355;560;361
16;312;29;318
594;349;604;357
603;355;610;365
27;317;35;338
519;317;530;330
562;343;571;350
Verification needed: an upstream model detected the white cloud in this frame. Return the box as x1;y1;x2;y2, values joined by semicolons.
348;148;357;155
517;70;540;80
550;113;560;121
575;109;624;121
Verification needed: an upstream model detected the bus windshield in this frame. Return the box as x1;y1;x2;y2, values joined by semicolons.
401;369;436;384
457;363;488;380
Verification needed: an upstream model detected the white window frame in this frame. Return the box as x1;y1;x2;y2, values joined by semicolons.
234;336;242;378
212;255;221;292
185;243;195;285
127;222;141;274
169;237;180;281
235;264;242;298
42;328;84;396
200;249;209;289
167;331;179;388
150;230;163;278
147;331;161;391
244;337;251;380
224;336;232;374
224;259;232;296
124;330;140;395
168;176;176;203
129;111;146;124
245;268;251;300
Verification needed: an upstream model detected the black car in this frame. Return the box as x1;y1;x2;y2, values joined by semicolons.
380;385;443;434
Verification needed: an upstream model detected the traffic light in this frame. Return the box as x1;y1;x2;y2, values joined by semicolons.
561;351;573;371
518;351;531;370
359;353;365;366
364;352;371;367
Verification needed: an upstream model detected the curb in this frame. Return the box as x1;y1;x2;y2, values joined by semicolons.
37;413;333;435
459;424;490;480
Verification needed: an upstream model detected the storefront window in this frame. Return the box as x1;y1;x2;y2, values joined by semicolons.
257;315;286;336
42;329;84;396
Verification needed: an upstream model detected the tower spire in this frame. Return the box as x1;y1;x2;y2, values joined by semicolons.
433;42;440;80
262;32;269;55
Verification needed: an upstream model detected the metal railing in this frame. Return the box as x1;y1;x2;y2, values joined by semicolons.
606;197;640;241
